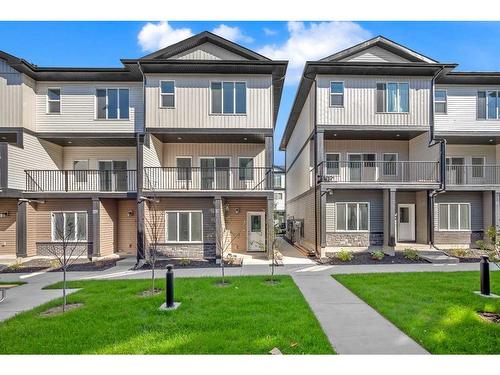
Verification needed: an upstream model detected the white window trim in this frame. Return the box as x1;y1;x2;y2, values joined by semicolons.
238;156;254;182
329;81;344;108
209;81;247;116
377;81;410;114
95;88;130;120
335;202;370;232
46;87;61;115
471;156;486;178
382;153;398;176
486;90;500;120
325;152;341;176
175;156;192;181
199;156;233;189
438;203;471;231
159;80;175;109
434;89;447;114
50;211;88;242
165;210;203;243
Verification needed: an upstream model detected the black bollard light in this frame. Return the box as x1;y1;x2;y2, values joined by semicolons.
480;256;490;296
166;264;174;308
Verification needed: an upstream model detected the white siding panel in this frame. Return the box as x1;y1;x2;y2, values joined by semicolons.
145;74;272;129
339;46;410;63
143;134;163;168
36;82;143;133
0;59;23;127
408;132;439;161
324;139;409;161
317;75;431;127
62;147;136;170
446;144;497;164
326;201;335;232
171;43;247;60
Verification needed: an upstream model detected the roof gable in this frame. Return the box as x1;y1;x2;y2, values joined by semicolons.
140;31;269;61
322;36;438;64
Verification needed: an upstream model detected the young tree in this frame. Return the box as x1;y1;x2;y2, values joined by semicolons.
46;213;87;312
144;195;164;294
215;225;241;285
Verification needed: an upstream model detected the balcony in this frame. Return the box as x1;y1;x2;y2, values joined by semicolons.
446;165;500;185
144;167;273;192
318;161;440;185
25;170;137;192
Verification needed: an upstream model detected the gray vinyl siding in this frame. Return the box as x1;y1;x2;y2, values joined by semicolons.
145;74;272;129
434;191;483;231
435;84;500;133
326;190;383;232
171;43;248;60
446;144;497;164
316;75;431;127
35;82;143;133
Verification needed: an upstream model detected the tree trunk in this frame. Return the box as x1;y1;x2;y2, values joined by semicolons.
63;267;67;313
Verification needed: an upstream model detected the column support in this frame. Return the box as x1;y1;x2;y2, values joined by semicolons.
267;196;274;259
265;135;273;190
16;200;27;258
214;196;222;259
92;198;100;258
136;133;145;261
320;189;327;248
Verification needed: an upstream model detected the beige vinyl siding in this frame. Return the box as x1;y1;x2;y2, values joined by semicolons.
408;132;440;161
62;147;136;170
0;199;17;256
286;141;313;201
446;144;497;164
435;84;500;133
145;74;273;129
0;59;23;128
100;199;117;256
171;43;248;60
143;134;164;168
7;132;63;190
286;188;316;251
325;139;409;161
316;75;431;126
117;200;137;254
339;46;410;63
35;82;143;133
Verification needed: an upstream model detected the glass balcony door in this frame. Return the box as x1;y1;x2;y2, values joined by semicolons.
200;158;230;190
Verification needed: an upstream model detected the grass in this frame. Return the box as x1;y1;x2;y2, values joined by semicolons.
334;271;500;354
0;281;26;285
0;276;333;354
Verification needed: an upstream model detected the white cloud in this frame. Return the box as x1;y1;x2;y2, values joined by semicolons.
258;21;372;84
263;27;277;36
211;24;254;43
138;21;193;52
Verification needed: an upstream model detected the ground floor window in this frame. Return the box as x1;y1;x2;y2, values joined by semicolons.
439;203;470;231
51;212;88;242
165;211;203;242
335;202;369;231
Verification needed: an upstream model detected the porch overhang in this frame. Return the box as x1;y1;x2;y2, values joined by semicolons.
435;132;500;145
147;128;272;144
36;133;138;147
320;126;428;141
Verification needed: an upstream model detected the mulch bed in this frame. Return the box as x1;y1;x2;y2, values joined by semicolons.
139;258;242;270
40;303;84;317
1;258;122;273
477;311;500;324
322;251;429;265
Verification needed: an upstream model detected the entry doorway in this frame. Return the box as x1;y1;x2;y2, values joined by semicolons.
397;203;415;242
247;211;266;252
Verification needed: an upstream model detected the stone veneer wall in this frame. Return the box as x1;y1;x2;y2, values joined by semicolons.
434;231;483;248
326;232;383;247
155;243;216;259
36;242;93;258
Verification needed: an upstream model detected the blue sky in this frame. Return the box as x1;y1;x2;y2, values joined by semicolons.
1;21;500;165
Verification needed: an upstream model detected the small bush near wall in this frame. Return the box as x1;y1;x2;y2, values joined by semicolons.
370;250;385;261
403;248;420;261
335;249;354;262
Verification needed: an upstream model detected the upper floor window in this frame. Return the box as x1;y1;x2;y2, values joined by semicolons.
435;90;447;114
160;80;175;108
382;153;398;176
274;174;284;188
274;192;283;201
326;153;340;175
211;81;246;115
176;157;192;181
377;82;409;113
96;88;129;120
47;88;61;114
330;82;344;107
477;91;500;120
239;157;254;181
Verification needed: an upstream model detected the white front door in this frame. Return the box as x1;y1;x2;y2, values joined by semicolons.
247;211;266;252
397;204;415;242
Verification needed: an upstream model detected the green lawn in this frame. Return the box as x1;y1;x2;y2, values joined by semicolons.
334;271;500;354
0;276;333;354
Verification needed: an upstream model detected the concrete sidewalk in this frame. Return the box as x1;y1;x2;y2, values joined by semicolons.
292;273;428;354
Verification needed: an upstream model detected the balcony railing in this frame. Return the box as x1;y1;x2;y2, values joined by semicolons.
25;170;137;192
446;165;500;185
144;167;273;191
318;161;440;184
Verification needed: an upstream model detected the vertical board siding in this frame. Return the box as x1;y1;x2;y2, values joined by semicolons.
339;46;411;63
434;192;483;231
35;82;143;133
22;75;36;131
286;142;313;201
316;75;431;126
145;74;272;129
171;43;247;60
0;59;23;127
435;84;500;133
117;200;137;254
0;199;18;256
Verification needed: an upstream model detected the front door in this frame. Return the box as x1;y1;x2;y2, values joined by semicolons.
247;211;266;252
397;204;415;242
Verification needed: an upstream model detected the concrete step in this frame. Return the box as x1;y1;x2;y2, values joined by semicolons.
417;250;459;264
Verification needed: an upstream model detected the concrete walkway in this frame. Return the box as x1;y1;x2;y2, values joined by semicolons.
292;273;428;354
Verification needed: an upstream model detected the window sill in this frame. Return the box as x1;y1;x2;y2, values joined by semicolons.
209;113;247;117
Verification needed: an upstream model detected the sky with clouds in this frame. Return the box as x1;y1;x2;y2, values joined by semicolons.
1;21;500;164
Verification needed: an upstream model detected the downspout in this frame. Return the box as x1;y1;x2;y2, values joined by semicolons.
136;61;146;265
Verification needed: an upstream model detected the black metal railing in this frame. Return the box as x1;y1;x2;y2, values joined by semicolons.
144;167;273;191
318;161;440;184
25;170;137;192
446;165;500;185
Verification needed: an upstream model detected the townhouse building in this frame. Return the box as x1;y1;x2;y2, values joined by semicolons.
273;165;286;231
280;36;500;257
0;32;287;261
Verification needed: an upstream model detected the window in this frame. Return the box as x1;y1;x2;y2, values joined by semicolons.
335;203;369;231
478;91;500;120
160;80;175;108
96;88;129;119
211;81;246;114
176;157;192;181
435;90;447;114
51;212;87;242
330;82;344;107
73;160;89;183
377;82;409;113
326;153;340;175
274;174;284;188
383;153;398;176
439;203;470;231
363;153;376;167
472;157;485;178
239;157;254;181
47;88;61;114
165;211;202;242
274;192;283;201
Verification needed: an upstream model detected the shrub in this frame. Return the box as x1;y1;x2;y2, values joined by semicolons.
370;250;385;261
335;249;354;262
403;248;420;261
7;261;23;271
178;258;191;266
448;248;469;258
